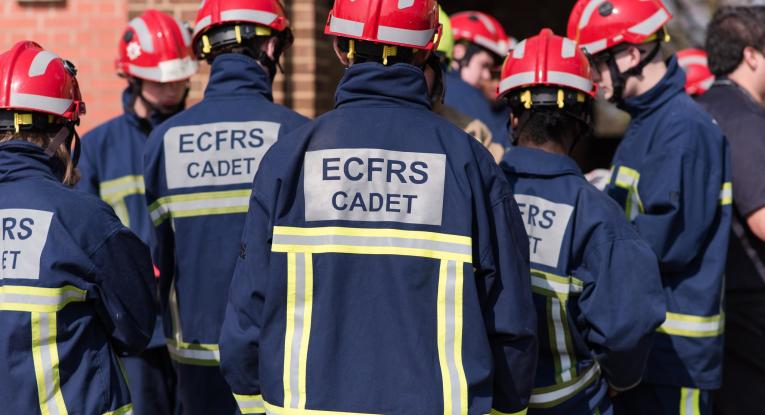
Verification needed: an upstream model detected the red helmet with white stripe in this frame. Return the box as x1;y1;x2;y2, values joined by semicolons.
450;11;511;58
677;48;714;96
499;29;596;100
116;10;198;83
325;0;440;51
0;41;84;123
567;0;672;55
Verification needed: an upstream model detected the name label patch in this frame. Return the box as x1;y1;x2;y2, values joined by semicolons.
514;194;573;268
1;209;53;280
304;148;446;225
163;121;280;189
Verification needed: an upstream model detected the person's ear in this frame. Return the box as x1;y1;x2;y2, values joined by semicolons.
333;38;351;66
743;46;760;72
627;45;643;67
511;114;519;128
265;37;279;60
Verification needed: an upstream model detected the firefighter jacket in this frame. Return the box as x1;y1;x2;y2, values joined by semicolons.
502;147;666;414
605;56;732;389
219;62;538;415
444;71;511;148
0;141;156;414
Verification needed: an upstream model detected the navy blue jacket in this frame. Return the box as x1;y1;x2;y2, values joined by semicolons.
605;57;732;389
219;62;537;415
143;53;309;411
503;147;666;414
0;142;156;414
444;71;511;148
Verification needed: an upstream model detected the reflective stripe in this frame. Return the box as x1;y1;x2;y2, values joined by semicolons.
546;71;593;94
193;15;213;38
529;363;600;408
149;189;251;225
678;55;708;68
282;252;313;409
128;57;198;83
100;175;145;204
512;40;526;59
264;401;381;415
628;9;670;36
473;34;508;57
498;72;535;96
720;182;732;206
377;25;435;48
103;403;134;415
129;17;155;52
272;227;472;263
657;312;724;338
10;92;73;116
29;51;60;77
580;39;608;55
175;17;192;47
613;166;643;221
490;409;528;415
220;9;279;27
530;269;583;301
234;394;265;414
166;339;220;366
679;388;700;415
547;298;576;384
32;312;68;415
328;15;365;38
578;0;608;30
0;285;87;313
561;38;576;58
437;260;467;415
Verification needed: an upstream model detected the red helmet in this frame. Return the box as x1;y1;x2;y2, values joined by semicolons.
0;41;84;123
499;28;596;100
567;0;672;55
451;11;511;58
116;10;198;83
677;48;714;96
193;0;290;52
324;0;440;50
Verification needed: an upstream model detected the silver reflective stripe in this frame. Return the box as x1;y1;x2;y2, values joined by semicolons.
628;9;670;36
473;34;507;57
377;25;435;48
234;395;265;414
193;15;213;38
512;40;526;59
580;38;608;55
546;71;593;93
499;71;535;95
10;93;73;116
561;38;577;58
149;193;250;223
174;17;192;47
32;312;66;415
129;17;155;52
220;9;278;26
29;51;60;77
578;0;608;29
166;342;220;362
678;55;708;68
288;253;307;408
328;15;365;38
444;260;461;415
128;57;198;83
550;299;574;383
1;290;85;310
272;234;471;258
530;363;600;406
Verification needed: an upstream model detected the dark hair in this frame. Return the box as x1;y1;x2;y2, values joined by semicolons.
515;109;582;148
706;6;765;76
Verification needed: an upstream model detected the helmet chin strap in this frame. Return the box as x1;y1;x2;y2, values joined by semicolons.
604;38;662;105
44;123;80;168
128;78;189;128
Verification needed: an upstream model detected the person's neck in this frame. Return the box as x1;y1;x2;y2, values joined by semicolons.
520;140;566;155
632;59;667;97
728;69;764;105
133;97;149;118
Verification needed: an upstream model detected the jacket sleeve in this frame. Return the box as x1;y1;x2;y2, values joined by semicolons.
75;134;100;196
89;226;157;355
574;220;666;390
475;154;537;414
630;124;724;273
219;191;272;414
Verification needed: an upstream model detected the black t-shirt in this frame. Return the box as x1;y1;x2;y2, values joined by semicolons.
698;80;765;291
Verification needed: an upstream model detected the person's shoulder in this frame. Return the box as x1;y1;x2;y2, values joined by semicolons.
81;114;128;145
657;94;723;149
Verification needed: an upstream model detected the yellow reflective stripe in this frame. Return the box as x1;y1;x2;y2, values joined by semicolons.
166;338;220;366
99;175;145;203
264;401;381;414
613;166;644;220
233;394;265;414
490;409;528;415
657;312;724;338
298;254;314;409
529;363;600;408
530;269;583;301
679;388;700;415
32;312;68;415
454;261;468;415
0;285;87;313
283;252;297;408
282;253;314;409
437;259;467;415
720;182;732;206
272;227;472;263
103;403;134;415
149;189;251;225
547;297;576;384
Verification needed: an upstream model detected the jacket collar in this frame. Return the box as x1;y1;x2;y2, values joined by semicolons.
122;88;179;134
501;146;583;178
0;141;62;184
204;54;274;101
335;62;431;111
620;55;686;117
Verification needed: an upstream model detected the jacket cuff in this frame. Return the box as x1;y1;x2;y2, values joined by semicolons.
233;393;265;414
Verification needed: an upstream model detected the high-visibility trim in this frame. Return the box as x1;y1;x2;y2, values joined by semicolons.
530;269;583;301
678;55;708;68
679;388;700;415
529;363;600;408
221;9;279;27
490;409;528;415
512;40;526;59
472;34;508;57
579;39;608;55
264;401;381;415
128;57;198;83
10;92;73;116
499;72;535;96
327;15;365;38
129;16;155;52
31;312;68;415
193;15;213;37
377;25;436;48
234;394;265;414
149;189;251;225
437;259;468;415
166;338;220;366
103;403;134;415
546;71;594;94
0;285;87;313
29;51;60;77
613;166;644;221
657;312;724;338
578;0;608;30
720;182;732;206
561;38;577;58
547;297;576;384
272;227;472;263
282;252;314;409
100;175;145;203
628;9;670;36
